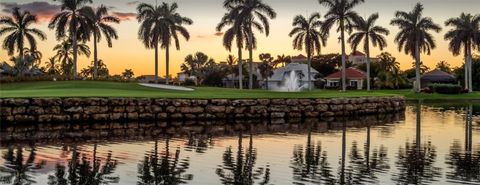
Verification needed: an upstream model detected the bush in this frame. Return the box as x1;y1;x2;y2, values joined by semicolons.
184;79;196;86
428;83;463;94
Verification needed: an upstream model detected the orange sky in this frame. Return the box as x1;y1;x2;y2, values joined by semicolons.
1;0;479;77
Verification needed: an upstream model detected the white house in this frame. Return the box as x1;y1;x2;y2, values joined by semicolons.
267;61;319;89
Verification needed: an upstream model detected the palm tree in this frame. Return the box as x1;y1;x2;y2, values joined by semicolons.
122;69;135;80
273;54;291;67
226;54;238;75
45;57;60;75
22;48;42;66
158;2;192;85
444;13;480;92
217;2;256;89
84;5;119;79
258;53;274;90
0;7;46;58
348;13;389;91
223;0;277;89
137;3;162;83
53;39;90;76
49;0;92;79
289;13;327;90
390;3;441;92
319;0;364;92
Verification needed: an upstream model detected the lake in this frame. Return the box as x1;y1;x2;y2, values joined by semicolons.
0;102;479;185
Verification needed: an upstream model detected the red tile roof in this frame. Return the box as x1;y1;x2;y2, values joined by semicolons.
325;67;366;79
350;50;365;56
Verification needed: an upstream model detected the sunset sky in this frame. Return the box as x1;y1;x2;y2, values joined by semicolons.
1;0;479;77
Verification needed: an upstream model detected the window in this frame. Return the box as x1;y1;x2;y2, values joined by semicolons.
350;80;358;87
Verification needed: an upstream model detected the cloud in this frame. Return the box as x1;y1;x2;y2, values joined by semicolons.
0;2;60;22
127;1;140;6
197;32;224;39
112;12;137;21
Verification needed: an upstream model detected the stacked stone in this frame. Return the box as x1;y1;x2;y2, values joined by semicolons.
0;96;405;123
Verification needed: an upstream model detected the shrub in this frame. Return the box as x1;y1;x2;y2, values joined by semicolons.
184;79;196;86
428;83;463;94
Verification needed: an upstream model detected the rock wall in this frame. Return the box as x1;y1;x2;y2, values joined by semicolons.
0;96;405;123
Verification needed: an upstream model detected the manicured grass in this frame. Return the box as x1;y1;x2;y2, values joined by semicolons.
0;81;478;100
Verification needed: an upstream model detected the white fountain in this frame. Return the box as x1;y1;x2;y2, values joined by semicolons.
273;71;307;92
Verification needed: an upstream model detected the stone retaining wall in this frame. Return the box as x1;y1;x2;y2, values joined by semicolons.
0;96;405;123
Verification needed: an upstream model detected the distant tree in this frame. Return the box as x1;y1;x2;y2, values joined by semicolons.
411;61;430;74
122;69;135;80
225;54;238;75
273;54;291;67
22;48;42;66
181;52;213;78
45;57;60;75
0;7;46;58
53;39;90;77
390;3;441;92
435;61;451;73
258;53;275;90
80;59;109;79
376;52;400;73
8;55;35;77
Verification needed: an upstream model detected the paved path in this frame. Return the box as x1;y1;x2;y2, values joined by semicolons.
138;83;194;91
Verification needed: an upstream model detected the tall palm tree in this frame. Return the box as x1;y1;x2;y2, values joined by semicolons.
0;7;46;58
158;2;192;85
289;13;327;90
223;0;277;89
319;0;364;92
137;3;162;83
390;3;441;92
348;13;389;91
444;13;480;93
84;5;119;79
49;0;93;79
53;39;90;76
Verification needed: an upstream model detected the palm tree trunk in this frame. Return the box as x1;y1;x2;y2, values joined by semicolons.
340;122;346;184
340;20;347;92
366;126;371;168
365;37;371;91
307;52;312;91
464;44;468;90
154;42;158;83
166;44;170;85
72;29;78;80
248;28;254;90
238;47;243;89
93;32;98;79
414;40;421;93
468;46;473;93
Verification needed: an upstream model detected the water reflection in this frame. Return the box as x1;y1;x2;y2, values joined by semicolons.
47;144;119;185
445;104;480;183
137;138;193;185
216;129;270;185
392;101;442;184
0;145;45;184
290;124;334;184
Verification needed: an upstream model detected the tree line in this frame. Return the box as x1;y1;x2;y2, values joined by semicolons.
1;0;479;92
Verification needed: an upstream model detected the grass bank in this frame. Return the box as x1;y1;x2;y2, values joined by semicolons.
0;81;478;100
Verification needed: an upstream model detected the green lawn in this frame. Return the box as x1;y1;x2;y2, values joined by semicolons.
0;81;478;100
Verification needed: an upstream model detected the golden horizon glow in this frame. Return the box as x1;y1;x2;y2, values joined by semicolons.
1;0;479;77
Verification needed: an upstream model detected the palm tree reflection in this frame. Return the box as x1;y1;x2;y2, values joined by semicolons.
137;138;193;185
216;130;270;185
48;143;119;185
0;145;45;184
392;101;441;184
290;126;334;184
445;104;480;183
184;134;214;154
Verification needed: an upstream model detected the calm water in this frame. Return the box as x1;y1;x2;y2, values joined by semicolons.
0;102;479;185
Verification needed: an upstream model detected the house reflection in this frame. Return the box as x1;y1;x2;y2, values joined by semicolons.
216;128;270;185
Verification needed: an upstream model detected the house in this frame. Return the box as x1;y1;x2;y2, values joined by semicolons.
348;50;367;65
222;60;264;88
267;61;319;89
418;69;457;88
137;75;163;83
324;67;366;89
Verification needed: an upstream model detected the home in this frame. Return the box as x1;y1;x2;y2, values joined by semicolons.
267;54;319;89
348;50;367;65
324;67;366;89
418;69;457;88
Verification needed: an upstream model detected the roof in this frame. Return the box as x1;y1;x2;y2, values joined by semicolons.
268;62;319;81
350;50;365;57
291;54;307;61
420;69;456;81
324;67;366;79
